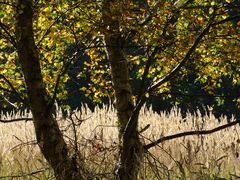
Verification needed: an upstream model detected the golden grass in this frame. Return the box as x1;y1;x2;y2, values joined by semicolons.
0;105;240;179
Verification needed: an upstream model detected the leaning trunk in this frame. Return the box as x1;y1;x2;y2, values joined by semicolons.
15;1;85;179
102;1;143;179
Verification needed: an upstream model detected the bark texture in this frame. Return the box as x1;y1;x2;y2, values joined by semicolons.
102;1;143;179
15;0;85;179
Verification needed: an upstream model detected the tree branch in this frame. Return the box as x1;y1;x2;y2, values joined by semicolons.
0;167;49;179
0;86;12;93
147;13;239;94
0;2;16;7
0;118;33;123
147;20;213;93
0;95;18;108
36;2;80;47
144;119;240;150
0;21;17;47
0;74;26;103
49;51;78;109
137;13;177;104
156;91;239;99
212;14;240;26
48;27;98;108
133;11;239;116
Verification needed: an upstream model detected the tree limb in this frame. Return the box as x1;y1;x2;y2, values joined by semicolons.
48;51;78;109
0;2;16;7
0;74;26;103
0;86;12;93
144;119;240;150
137;14;177;104
147;19;213;93
212;14;240;26
147;13;240;94
0;95;18;108
0;167;49;179
156;91;239;99
0;118;33;123
48;27;98;108
0;21;17;47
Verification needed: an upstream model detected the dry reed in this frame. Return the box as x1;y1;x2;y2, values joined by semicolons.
0;105;239;179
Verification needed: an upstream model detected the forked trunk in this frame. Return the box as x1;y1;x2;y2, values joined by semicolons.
15;1;86;179
102;1;143;179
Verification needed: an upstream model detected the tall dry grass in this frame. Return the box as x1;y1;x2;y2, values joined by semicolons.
0;105;239;179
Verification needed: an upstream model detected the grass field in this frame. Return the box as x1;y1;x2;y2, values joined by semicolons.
0;105;239;179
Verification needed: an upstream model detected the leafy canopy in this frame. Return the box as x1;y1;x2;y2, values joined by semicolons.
0;0;239;107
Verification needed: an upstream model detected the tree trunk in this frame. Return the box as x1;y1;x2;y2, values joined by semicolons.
15;1;86;179
102;1;143;179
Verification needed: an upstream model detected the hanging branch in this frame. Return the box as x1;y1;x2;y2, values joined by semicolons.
0;118;33;123
144;119;240;150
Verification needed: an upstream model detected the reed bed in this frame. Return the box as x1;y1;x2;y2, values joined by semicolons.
0;105;239;179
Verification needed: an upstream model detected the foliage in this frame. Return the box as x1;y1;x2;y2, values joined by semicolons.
0;0;239;108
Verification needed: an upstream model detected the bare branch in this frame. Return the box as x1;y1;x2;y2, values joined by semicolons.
1;95;18;108
0;118;33;123
156;91;239;99
0;167;50;179
144;120;240;150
